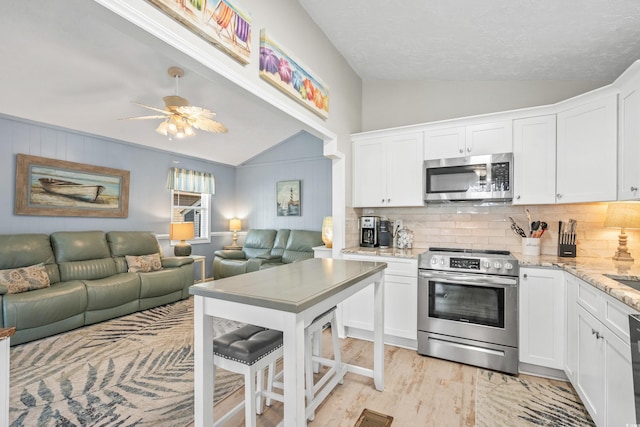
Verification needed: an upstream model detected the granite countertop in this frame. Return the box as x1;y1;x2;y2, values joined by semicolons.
341;246;423;259
517;254;640;312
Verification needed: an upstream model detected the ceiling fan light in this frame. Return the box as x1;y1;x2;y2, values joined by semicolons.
155;121;169;135
184;123;195;137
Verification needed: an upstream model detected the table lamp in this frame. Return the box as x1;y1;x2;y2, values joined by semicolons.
170;222;195;256
322;216;333;248
604;202;640;262
229;218;241;247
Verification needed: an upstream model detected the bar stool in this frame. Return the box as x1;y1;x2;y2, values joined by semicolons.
265;307;344;421
213;325;284;427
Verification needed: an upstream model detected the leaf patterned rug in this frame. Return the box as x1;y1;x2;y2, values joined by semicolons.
9;298;243;427
475;369;595;426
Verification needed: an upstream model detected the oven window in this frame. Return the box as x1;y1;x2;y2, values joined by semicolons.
428;281;504;328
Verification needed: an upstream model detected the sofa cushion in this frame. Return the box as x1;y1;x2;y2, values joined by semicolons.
57;258;118;282
51;231;112;262
242;229;277;259
0;263;50;294
107;231;162;257
281;230;323;264
84;272;141;311
270;229;291;258
126;253;163;273
0;234;60;284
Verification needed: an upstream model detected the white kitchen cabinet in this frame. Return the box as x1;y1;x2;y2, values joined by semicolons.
423;121;512;160
617;65;640;200
353;133;423;207
570;276;636;427
340;254;418;348
518;267;565;370
556;94;618;203
512;115;557;205
564;273;579;383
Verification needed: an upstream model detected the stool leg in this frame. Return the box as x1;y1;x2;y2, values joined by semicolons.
266;362;274;407
305;326;316;421
244;370;257;427
256;368;264;415
330;316;343;385
312;329;322;373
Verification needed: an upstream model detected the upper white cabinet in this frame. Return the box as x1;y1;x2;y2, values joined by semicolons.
617;64;640;200
512;115;557;205
353;133;424;207
423;120;512;160
556;94;618;203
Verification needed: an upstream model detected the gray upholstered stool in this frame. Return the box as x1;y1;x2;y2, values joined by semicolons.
213;325;283;427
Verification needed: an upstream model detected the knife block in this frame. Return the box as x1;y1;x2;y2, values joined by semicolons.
558;243;576;257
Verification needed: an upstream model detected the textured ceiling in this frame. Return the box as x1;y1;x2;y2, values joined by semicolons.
298;0;640;81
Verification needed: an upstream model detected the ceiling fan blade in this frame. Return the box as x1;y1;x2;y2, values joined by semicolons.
191;117;228;133
120;114;170;120
131;101;171;115
177;105;216;119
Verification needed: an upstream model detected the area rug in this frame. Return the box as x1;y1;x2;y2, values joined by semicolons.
9;298;244;427
475;369;595;426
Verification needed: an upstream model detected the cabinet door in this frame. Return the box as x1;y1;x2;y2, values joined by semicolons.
423;126;466;160
618;85;640;200
353;138;386;207
556;94;617;203
512;115;557;205
565;274;579;382
465;121;513;156
604;328;636;427
384;274;417;340
576;305;605;426
341;285;374;332
386;133;424;206
519;268;565;369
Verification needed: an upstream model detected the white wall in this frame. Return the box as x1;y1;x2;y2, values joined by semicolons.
362;79;607;131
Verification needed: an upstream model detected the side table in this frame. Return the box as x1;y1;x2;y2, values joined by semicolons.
191;255;206;283
312;245;332;259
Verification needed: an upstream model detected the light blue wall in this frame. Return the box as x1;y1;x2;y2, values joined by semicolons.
235;131;331;232
0;115;332;279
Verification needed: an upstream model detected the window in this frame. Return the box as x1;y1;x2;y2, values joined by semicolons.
171;190;210;242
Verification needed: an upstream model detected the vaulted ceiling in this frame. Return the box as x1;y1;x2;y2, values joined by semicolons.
1;1;639;166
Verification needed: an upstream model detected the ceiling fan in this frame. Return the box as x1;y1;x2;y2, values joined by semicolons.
123;66;228;139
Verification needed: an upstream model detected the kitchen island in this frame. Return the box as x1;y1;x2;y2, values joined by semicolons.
189;258;387;427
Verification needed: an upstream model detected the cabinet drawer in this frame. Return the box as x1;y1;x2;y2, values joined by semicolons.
604;295;636;342
342;254;417;277
577;280;605;317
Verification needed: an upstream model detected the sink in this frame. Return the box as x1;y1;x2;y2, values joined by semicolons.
604;274;640;292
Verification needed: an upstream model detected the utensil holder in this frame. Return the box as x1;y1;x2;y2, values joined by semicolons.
558;242;576;257
522;238;541;256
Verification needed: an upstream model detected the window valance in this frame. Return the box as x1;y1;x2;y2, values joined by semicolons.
166;168;215;194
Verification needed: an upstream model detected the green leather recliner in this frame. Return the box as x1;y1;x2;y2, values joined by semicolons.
213;229;323;279
0;231;193;345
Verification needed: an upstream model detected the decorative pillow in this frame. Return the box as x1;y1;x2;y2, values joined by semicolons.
0;263;51;294
126;253;163;273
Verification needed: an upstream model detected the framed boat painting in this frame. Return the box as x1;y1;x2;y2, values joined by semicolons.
14;154;130;218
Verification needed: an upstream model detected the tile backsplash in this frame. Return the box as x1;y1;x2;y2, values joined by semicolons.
347;202;640;259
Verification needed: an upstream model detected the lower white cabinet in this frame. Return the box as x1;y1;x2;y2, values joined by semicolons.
570;275;636;427
518;267;565;370
341;254;417;347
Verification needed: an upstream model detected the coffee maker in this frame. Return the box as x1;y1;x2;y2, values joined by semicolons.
360;216;380;247
378;219;392;248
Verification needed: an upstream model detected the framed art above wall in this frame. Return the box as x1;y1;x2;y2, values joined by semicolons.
14;154;130;218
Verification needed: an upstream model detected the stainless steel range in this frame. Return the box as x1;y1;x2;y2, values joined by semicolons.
417;247;519;374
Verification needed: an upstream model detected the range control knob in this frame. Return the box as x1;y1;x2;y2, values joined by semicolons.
494;262;502;269
504;263;514;270
431;258;438;265
483;261;491;269
440;258;446;265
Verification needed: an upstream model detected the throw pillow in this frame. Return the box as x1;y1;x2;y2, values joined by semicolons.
0;263;51;294
125;253;163;273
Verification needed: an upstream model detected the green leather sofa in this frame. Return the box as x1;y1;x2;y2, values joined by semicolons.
0;231;193;345
213;229;323;279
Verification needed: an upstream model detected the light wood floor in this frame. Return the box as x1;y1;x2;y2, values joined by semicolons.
188;330;555;426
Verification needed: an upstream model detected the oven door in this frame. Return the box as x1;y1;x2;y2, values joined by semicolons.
418;270;518;348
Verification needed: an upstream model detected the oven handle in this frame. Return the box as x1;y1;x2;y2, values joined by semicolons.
418;270;518;287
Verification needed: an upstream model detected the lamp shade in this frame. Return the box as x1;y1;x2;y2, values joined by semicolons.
322;216;333;248
229;218;242;232
604;203;640;229
170;222;195;241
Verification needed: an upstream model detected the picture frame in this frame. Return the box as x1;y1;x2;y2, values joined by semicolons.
259;29;329;119
276;180;301;217
15;154;130;218
147;0;252;65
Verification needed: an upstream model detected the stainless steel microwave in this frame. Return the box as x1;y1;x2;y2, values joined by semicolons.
423;152;513;202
